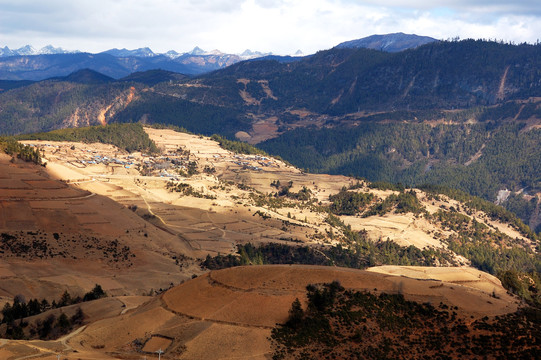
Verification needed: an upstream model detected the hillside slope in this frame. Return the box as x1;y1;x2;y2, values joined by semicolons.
1;265;519;359
0;151;199;306
166;39;541;114
0;127;538;359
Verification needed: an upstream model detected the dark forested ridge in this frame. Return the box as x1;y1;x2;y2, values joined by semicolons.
0;79;35;93
259;121;541;197
182;39;541;114
117;69;188;86
112;92;251;138
0;79;137;135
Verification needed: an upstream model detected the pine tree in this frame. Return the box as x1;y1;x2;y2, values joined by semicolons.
286;298;304;329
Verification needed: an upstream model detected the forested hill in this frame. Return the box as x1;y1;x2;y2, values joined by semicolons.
180;39;541;114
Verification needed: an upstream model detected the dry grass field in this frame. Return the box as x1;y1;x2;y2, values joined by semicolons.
1;265;517;359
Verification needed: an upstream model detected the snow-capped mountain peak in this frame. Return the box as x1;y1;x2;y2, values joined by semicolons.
239;49;272;59
0;44;275;60
164;50;181;59
0;45;80;57
15;45;37;55
37;45;78;55
207;49;224;56
102;47;156;57
189;46;206;56
133;47;155;57
0;46;14;57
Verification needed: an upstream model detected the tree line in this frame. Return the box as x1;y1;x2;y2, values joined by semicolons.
1;284;106;340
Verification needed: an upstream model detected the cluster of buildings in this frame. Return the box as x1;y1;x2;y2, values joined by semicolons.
79;155;135;168
24;142;283;180
231;154;280;171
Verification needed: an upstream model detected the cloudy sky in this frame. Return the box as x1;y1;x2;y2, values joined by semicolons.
1;0;539;55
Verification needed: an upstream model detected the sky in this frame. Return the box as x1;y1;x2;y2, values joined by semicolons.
0;0;540;55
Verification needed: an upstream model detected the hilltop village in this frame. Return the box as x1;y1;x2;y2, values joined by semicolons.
22;138;284;181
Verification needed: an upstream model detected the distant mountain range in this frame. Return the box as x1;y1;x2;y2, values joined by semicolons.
0;44;272;59
0;45;79;57
0;45;275;80
99;46;273;60
0;33;434;80
0;32;434;61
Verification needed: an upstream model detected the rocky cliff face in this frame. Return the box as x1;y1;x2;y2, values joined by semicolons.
530;195;541;232
60;86;138;129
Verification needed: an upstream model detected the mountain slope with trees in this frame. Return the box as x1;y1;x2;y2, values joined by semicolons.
0;39;539;227
170;39;541;114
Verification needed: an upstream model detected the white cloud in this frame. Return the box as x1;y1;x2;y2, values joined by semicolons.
0;0;539;55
